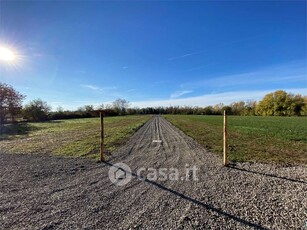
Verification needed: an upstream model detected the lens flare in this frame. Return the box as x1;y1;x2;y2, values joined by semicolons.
0;47;16;62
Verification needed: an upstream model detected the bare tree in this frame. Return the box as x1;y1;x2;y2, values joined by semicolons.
0;83;25;124
97;103;104;111
112;98;130;115
56;106;64;113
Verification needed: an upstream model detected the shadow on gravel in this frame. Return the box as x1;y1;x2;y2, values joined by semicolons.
228;165;307;184
104;161;269;230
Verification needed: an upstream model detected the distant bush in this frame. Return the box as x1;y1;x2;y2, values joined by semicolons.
22;99;51;122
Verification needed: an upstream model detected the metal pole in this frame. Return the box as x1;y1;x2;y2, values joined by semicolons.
223;110;228;166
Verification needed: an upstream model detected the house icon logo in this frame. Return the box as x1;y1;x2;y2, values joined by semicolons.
108;163;132;186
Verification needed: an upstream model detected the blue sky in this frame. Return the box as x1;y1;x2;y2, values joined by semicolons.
0;1;306;110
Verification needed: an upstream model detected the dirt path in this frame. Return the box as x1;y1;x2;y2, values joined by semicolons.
1;116;306;229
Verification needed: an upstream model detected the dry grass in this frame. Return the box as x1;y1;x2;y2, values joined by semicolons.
0;115;151;160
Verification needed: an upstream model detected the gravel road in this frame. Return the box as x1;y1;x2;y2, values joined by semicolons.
1;116;306;229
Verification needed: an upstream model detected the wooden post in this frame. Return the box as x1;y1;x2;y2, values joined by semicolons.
223;110;228;166
100;112;104;161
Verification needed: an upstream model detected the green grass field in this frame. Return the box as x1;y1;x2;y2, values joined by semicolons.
0;115;150;160
165;115;307;165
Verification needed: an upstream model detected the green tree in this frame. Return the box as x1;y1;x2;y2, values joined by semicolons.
230;101;245;115
213;103;224;115
243;101;257;116
256;90;305;116
301;96;307;116
22;99;51;121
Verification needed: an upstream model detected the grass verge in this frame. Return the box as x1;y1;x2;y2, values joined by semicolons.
0;115;151;160
165;115;307;165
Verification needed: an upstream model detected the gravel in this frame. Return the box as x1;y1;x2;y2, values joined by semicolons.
0;116;306;229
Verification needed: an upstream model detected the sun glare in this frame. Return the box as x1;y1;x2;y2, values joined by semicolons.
0;47;16;62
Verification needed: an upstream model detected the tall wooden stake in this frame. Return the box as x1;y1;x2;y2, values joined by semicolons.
100;112;104;161
223;110;228;166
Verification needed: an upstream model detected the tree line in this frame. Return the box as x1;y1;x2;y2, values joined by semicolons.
0;82;306;123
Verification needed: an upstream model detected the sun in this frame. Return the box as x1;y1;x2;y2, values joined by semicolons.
0;47;16;62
